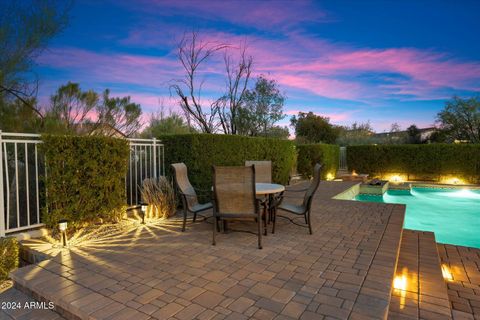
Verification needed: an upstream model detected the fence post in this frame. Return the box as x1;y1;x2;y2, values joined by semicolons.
0;130;5;237
339;146;347;171
153;138;157;178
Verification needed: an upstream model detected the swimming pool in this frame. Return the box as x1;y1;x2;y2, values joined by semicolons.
355;187;480;248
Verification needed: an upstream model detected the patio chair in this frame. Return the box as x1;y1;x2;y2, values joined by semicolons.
245;160;279;221
171;163;213;232
245;160;272;183
273;163;322;235
212;165;264;249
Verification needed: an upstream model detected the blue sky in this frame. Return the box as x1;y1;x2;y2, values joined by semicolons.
34;0;480;132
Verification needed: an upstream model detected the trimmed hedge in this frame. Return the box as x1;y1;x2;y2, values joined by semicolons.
347;144;480;183
40;135;130;228
159;134;296;191
0;237;19;281
297;144;339;179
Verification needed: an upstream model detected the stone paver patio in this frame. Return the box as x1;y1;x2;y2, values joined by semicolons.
5;181;406;319
438;244;480;319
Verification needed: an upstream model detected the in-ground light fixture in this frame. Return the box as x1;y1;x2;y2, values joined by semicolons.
140;201;148;224
58;219;68;247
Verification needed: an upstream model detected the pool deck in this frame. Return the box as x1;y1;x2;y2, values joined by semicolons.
1;181;478;319
438;244;480;319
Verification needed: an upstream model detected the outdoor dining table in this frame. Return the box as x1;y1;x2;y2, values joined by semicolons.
256;183;285;228
255;182;285;195
211;183;285;195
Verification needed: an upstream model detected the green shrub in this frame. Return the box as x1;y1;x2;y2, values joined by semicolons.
297;144;339;179
159;134;297;191
347;144;480;183
0;237;19;281
40;135;130;228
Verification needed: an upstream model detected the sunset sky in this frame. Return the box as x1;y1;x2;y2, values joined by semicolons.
35;0;480;132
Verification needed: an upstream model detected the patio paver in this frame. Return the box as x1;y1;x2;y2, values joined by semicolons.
438;244;480;320
388;229;452;320
7;181;406;319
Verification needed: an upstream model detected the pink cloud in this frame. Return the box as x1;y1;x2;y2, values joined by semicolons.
37;47;180;88
120;0;329;32
264;46;480;98
160;31;480;101
38;28;480;109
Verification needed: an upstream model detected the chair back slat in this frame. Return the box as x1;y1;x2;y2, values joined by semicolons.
171;163;198;209
245;160;272;183
214;166;256;215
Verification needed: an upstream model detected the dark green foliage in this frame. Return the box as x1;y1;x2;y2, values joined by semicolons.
160;134;296;191
141;113;193;137
236;75;286;136
297;144;339;179
291;112;340;144
0;237;19;281
347;144;480;183
437;96;480;143
406;125;422;144
40;135;130;228
0;0;70;121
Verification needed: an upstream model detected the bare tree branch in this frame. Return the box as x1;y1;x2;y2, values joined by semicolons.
215;42;253;134
169;31;229;133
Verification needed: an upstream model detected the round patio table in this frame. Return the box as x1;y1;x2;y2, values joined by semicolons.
255;183;285;195
211;183;285;194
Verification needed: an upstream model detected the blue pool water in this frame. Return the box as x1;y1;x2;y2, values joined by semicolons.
356;188;480;248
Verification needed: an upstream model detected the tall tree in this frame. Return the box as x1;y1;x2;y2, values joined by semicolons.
215;45;253;134
170;31;227;133
406;124;422;144
0;0;70;120
290;112;340;144
436;96;480;143
236;76;286;136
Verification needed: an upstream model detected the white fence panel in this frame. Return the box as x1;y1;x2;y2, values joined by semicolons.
0;132;164;236
126;138;165;206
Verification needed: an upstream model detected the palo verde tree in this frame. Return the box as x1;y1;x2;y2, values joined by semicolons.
44;82;142;136
0;0;71;122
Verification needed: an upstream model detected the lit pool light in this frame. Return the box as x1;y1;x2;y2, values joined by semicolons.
356;187;480;248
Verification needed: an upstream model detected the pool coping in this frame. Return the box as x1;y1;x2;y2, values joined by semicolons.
333;181;480;199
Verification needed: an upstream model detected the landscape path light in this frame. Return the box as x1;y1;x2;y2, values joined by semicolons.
140;201;148;224
58;219;68;247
